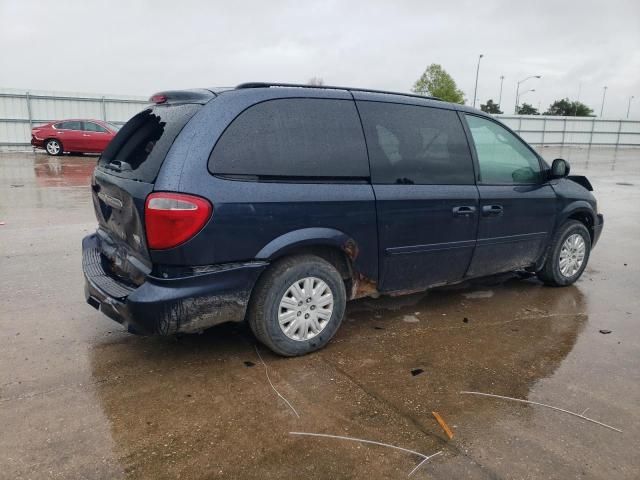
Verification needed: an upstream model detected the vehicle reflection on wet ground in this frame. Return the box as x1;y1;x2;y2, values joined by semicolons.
0;147;638;479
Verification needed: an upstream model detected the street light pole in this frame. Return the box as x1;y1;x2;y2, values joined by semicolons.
520;89;535;100
498;75;505;107
472;54;484;108
574;82;582;116
627;95;634;119
600;86;608;117
514;75;541;114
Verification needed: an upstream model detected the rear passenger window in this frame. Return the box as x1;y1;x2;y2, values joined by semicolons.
57;121;82;130
209;98;369;178
357;102;474;185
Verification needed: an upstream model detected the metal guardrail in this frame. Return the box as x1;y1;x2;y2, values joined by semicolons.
0;92;147;103
0;118;126;124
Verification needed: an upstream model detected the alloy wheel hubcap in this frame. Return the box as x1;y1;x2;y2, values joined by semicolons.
47;141;60;154
559;233;586;277
278;277;334;341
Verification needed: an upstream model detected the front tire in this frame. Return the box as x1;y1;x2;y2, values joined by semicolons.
537;220;591;286
45;139;62;156
247;255;347;356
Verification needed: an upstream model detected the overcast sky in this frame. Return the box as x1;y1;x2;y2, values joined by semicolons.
1;0;639;118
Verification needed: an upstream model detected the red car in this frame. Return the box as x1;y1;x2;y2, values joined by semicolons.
31;119;119;156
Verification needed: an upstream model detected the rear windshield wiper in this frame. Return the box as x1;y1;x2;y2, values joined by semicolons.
104;160;133;172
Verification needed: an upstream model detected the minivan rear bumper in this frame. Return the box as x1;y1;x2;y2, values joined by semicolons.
82;234;267;335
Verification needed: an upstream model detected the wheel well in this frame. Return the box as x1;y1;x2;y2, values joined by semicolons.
277;245;351;277
567;211;594;242
267;245;354;292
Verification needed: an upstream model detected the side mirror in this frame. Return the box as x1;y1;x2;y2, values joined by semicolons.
551;158;570;178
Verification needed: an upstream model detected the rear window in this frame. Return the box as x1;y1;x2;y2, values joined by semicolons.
99;104;200;182
357;101;474;185
209;98;369;179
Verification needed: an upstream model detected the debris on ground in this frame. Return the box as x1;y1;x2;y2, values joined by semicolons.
402;314;419;323
599;329;612;334
431;411;454;440
243;361;255;367
289;431;442;477
411;368;424;377
460;391;622;433
463;317;469;323
255;345;300;418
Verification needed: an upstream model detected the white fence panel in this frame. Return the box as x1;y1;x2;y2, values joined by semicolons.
496;115;640;147
0;88;148;150
2;89;640;150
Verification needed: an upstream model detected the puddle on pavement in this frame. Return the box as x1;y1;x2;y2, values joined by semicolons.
2;148;639;479
86;276;589;478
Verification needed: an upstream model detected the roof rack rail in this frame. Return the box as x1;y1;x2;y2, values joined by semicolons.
235;82;442;102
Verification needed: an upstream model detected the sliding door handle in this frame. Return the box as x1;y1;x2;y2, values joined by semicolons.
452;206;477;217
482;205;504;216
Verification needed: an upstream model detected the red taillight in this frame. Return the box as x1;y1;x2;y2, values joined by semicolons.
150;93;167;104
144;192;212;250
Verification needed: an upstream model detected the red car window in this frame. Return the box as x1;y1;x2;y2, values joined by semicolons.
83;121;109;133
57;121;82;130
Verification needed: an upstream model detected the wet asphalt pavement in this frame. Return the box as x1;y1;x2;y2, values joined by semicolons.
0;147;639;479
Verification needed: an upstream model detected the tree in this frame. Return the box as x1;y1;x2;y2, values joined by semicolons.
544;98;593;116
480;99;502;114
517;103;539;115
412;64;465;104
307;77;324;86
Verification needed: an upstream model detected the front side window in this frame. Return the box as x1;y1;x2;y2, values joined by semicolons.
465;115;542;184
209;98;369;178
83;121;108;133
357;101;474;185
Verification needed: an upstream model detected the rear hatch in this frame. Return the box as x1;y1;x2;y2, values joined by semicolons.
91;102;203;285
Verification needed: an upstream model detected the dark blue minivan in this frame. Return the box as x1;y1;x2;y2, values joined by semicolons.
83;83;603;356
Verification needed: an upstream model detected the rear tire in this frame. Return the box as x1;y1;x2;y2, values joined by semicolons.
45;139;62;156
247;255;346;356
537;220;591;286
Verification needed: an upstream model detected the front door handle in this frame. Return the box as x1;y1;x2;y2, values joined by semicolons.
452;205;477;217
482;205;504;216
